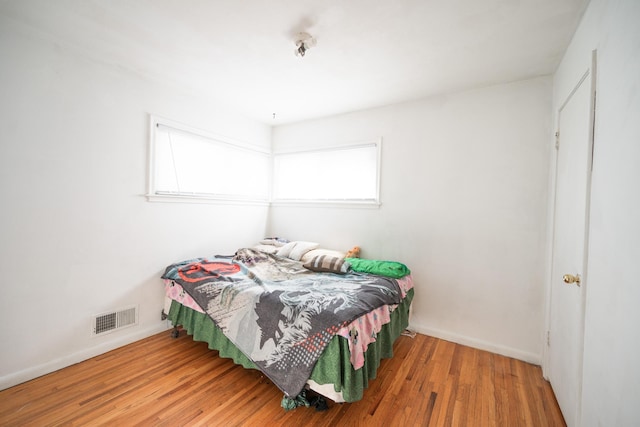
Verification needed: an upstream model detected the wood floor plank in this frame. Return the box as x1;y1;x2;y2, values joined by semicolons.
0;330;565;426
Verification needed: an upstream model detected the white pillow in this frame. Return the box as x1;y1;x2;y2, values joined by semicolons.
276;241;319;261
259;238;288;247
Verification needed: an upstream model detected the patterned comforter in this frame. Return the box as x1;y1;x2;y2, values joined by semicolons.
162;248;403;398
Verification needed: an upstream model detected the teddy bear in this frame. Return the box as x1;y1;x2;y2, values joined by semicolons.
344;246;361;258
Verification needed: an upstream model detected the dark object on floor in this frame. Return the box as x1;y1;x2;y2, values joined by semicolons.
281;389;329;412
309;394;328;412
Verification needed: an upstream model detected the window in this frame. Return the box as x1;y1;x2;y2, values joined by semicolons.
272;140;381;205
148;116;270;203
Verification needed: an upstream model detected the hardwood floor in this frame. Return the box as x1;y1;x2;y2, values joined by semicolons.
0;330;565;426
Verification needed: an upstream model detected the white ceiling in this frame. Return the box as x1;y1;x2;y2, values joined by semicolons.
2;0;589;124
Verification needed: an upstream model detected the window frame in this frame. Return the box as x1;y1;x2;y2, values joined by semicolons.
146;115;271;205
270;139;382;208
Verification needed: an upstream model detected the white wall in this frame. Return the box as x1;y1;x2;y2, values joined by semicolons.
0;17;270;389
553;0;640;425
271;77;553;363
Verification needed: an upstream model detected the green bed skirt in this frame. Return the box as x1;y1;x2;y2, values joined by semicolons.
167;288;413;402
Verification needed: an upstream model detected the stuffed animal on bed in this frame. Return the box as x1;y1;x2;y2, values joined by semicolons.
344;246;361;258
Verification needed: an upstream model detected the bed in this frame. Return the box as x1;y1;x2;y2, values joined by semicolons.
161;241;414;408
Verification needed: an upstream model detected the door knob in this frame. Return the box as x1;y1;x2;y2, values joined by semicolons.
562;273;581;286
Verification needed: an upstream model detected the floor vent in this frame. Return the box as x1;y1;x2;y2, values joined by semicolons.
92;306;138;336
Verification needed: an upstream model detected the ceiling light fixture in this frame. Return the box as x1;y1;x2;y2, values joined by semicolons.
294;32;316;57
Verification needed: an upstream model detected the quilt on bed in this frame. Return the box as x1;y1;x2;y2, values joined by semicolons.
162;248;403;398
164;274;414;370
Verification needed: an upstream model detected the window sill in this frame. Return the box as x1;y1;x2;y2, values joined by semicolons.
145;193;270;206
145;194;381;209
270;200;381;209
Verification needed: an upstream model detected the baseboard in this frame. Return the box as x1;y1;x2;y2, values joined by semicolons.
0;322;171;391
408;323;542;366
3;322;542;391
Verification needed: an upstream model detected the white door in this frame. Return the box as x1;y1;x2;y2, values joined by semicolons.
547;54;596;427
